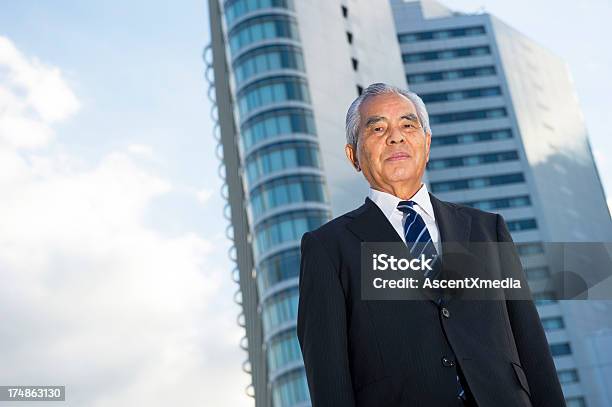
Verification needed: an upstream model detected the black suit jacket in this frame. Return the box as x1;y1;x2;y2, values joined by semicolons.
297;193;565;407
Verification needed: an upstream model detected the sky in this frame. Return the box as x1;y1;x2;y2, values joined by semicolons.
0;0;609;406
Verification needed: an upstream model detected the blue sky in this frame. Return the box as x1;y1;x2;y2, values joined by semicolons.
0;1;609;406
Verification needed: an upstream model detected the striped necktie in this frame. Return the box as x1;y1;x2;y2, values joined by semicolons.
396;200;439;278
397;200;469;403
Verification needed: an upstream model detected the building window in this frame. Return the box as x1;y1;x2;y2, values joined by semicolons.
525;266;550;281
250;174;328;218
224;0;294;26
398;25;486;43
461;195;530;211
557;369;579;384
427;150;518;170
262;286;299;333
267;330;303;373
351;57;359;71
407;65;496;84
357;85;363;95
516;242;544;256
228;14;300;54
534;291;558;306
565;396;586;407
255;209;329;255
420;86;502;104
341;5;348;18
233;44;305;85
272;368;309;406
541;316;565;331
429;108;507;125
245;140;321;184
506;218;537;232
550;343;572;357
237;75;310;116
431;128;512;147
346;31;353;44
430;172;524;193
402;45;491;63
241;107;316;150
257;248;300;293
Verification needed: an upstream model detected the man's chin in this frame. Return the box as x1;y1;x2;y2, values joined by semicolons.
384;170;417;184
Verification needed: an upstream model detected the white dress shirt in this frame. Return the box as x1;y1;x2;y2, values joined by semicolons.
368;183;442;254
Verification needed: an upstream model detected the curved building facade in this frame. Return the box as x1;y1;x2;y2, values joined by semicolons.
226;1;332;405
227;3;330;406
207;0;408;405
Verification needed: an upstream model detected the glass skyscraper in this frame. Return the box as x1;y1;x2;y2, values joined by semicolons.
205;1;612;406
206;1;329;405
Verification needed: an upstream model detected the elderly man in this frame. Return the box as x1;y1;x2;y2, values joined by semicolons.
296;83;565;406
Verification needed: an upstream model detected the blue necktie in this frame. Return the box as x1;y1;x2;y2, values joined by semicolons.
397;200;439;278
397;200;469;403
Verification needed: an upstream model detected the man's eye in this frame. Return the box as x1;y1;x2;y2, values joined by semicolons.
404;123;415;128
374;127;384;132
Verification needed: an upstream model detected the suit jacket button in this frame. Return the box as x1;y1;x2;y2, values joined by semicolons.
442;357;455;367
441;307;450;318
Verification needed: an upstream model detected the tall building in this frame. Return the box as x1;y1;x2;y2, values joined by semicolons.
391;1;612;406
205;0;406;405
205;0;612;406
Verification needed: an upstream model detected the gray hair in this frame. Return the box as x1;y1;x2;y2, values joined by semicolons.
345;83;431;147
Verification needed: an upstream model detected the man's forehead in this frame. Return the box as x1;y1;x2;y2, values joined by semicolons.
360;93;416;116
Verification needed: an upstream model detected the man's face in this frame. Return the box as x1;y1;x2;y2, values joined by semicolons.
345;92;431;192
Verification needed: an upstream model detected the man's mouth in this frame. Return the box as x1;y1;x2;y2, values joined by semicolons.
386;152;411;161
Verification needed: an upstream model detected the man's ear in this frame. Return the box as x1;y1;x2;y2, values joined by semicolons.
424;131;432;162
344;143;361;172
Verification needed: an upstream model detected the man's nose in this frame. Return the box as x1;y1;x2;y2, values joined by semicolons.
387;126;406;144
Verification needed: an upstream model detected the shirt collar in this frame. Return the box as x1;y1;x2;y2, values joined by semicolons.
368;183;436;221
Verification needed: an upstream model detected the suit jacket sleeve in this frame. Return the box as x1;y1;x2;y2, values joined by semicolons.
297;231;356;407
496;214;566;407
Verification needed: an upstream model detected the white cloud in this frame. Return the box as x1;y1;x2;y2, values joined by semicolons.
0;36;79;149
0;36;80;123
127;143;156;160
196;188;214;205
0;36;252;406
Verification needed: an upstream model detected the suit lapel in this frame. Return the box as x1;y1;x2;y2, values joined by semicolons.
346;194;473;247
346;197;404;244
346;193;474;306
428;192;472;248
